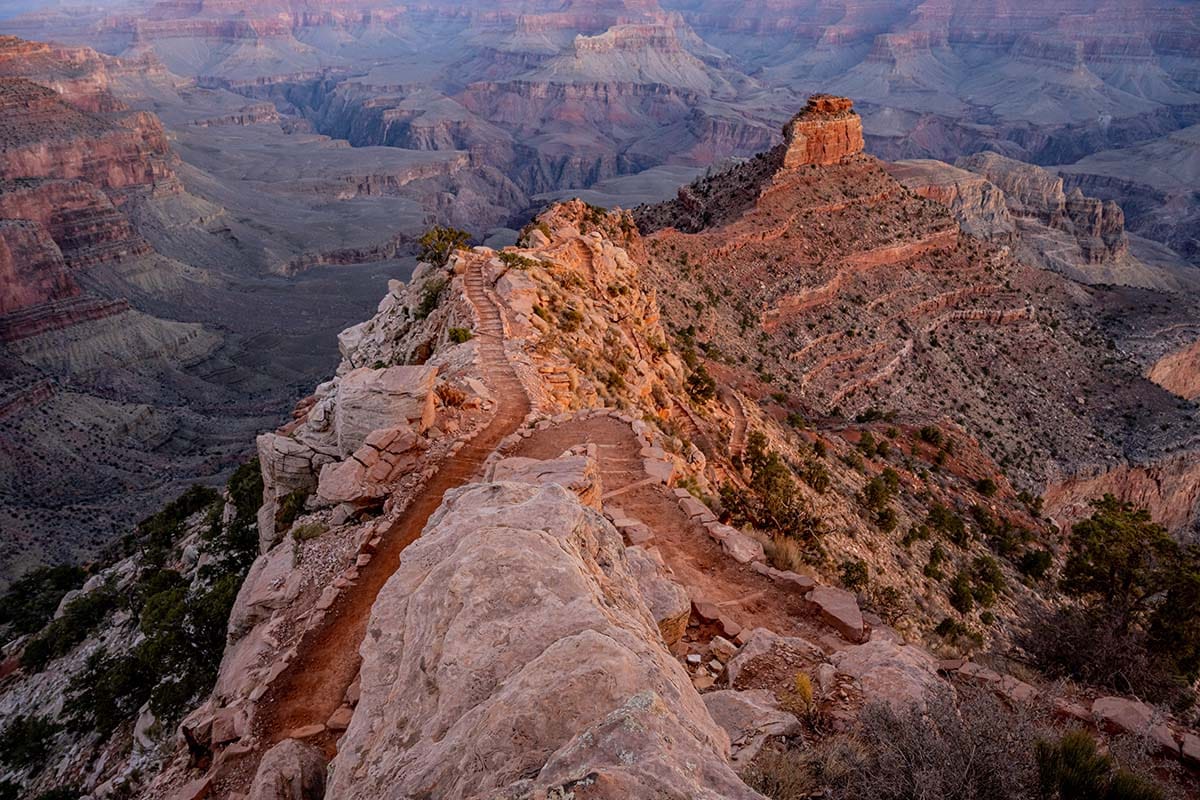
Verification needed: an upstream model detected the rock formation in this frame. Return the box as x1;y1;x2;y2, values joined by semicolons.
0;220;77;315
952;151;1193;289
330;481;761;799
781;94;866;168
886;159;1017;245
5;103;1200;799
636;100;1200;531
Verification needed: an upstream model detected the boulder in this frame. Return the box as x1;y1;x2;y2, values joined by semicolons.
333;365;437;456
226;545;301;638
720;528;765;564
626;546;691;646
496;268;540;318
830;639;945;710
1182;732;1200;768
316;426;422;507
328;482;757;799
489;454;603;509
710;636;739;664
247;739;327;800
703;689;802;769
680;496;715;522
210;707;246;746
726;628;823;689
806;586;865;642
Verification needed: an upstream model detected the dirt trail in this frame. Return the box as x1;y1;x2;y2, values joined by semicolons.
721;386;749;460
250;261;530;759
510;417;842;651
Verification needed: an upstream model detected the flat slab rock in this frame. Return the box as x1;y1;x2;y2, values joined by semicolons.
727;628;824;690
716;526;765;564
704;689;801;769
806;586;865;642
1092;696;1179;755
489;454;603;509
830;639;945;710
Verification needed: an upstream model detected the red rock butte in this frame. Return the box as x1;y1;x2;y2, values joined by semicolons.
782;94;865;168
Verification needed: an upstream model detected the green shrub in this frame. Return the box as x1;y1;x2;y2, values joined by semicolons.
924;543;946;580
875;507;899;533
798;459;831;493
1018;549;1053;581
1064;495;1200;683
918;426;943;447
976;477;998;497
724;433;822;543
416;277;447;320
686;362;717;401
927;503;968;546
559;306;584;332
134;484;221;567
0;565;86;639
1036;730;1164;800
498;251;540;270
67;460;264;735
448;327;473;344
902;524;930;547
840;559;869;592
21;583;120;672
972;555;1006;603
860;473;897;513
0;715;59;769
276;488;310;531
949;570;975;614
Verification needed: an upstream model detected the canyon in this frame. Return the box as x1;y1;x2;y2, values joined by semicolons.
2;118;1199;799
0;2;1199;797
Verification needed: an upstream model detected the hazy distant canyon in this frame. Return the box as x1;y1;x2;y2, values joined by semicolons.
1;0;1198;580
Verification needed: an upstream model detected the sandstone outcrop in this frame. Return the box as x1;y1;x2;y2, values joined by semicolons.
0;219;76;314
256;364;438;549
781;95;865;168
246;739;327;800
329;481;760;799
703;689;801;769
0;78;177;197
1148;338;1200;400
950;151;1178;288
887;159;1017;245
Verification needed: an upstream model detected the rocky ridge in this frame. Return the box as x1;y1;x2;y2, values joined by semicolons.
145;191;1200;798
637;97;1200;535
2;139;1200;798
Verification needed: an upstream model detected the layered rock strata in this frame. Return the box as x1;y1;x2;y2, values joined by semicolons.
781;94;865;168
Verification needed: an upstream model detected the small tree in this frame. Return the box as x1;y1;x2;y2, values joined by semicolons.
418;226;470;266
1061;495;1177;629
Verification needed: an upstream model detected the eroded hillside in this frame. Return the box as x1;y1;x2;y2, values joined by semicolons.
2;121;1198;798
